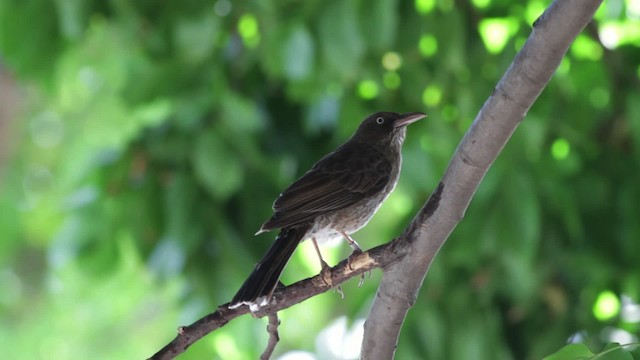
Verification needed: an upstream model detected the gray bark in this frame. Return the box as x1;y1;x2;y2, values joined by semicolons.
361;0;604;358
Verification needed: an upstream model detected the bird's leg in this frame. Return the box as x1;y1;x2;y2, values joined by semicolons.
311;237;330;270
339;230;363;253
335;284;344;299
311;237;333;288
339;230;368;286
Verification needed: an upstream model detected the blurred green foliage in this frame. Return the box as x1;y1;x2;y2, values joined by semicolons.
1;0;639;359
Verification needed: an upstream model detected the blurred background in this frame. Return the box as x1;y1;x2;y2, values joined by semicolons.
1;0;639;359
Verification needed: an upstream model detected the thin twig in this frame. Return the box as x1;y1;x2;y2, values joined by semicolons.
261;313;280;360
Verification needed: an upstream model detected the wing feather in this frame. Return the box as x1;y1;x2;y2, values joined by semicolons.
260;143;391;230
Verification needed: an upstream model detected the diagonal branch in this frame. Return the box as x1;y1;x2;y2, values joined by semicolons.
147;231;422;360
361;0;604;359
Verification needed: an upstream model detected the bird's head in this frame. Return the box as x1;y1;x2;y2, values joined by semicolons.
353;111;427;146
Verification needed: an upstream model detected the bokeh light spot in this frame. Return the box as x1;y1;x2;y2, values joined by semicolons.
525;0;546;25
551;138;570;160
571;34;603;61
383;72;401;89
382;52;402;71
629;0;640;18
471;0;491;9
389;191;413;217
212;333;242;359
593;290;621;321
415;0;436;14
279;351;316;360
478;18;518;54
238;14;260;47
418;34;438;57
621;295;640;323
30;111;65;148
422;85;442;107
599;23;622;49
358;80;379;100
318;317;365;359
214;0;232;17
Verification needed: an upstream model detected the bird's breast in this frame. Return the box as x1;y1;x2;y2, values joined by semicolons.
309;151;402;245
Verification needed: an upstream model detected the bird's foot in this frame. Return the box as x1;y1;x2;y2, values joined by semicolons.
346;249;369;287
349;242;363;253
357;270;372;288
319;260;333;287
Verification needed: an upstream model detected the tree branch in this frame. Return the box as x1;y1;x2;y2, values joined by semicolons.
361;0;603;358
147;237;408;360
261;313;281;360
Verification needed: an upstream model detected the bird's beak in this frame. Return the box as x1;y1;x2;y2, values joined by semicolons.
394;112;427;127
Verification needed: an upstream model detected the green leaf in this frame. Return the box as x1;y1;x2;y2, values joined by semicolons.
595;343;634;360
543;343;594;360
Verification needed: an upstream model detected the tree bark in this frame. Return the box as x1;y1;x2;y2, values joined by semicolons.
361;0;604;358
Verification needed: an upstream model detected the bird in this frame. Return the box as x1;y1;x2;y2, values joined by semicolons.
229;111;426;311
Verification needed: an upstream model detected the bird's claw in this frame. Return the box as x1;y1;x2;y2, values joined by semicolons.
319;261;333;287
357;270;372;287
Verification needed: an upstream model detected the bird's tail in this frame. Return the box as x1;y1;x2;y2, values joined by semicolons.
230;224;310;311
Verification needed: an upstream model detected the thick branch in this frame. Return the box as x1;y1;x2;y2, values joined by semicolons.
361;0;603;359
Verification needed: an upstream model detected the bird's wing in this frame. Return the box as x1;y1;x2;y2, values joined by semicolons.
260;143;391;230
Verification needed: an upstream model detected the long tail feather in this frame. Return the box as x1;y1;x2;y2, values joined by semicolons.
230;224;309;311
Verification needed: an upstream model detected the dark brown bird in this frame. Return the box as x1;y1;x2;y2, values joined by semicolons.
230;111;426;311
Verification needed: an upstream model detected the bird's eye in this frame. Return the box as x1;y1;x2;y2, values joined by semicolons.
376;117;384;124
